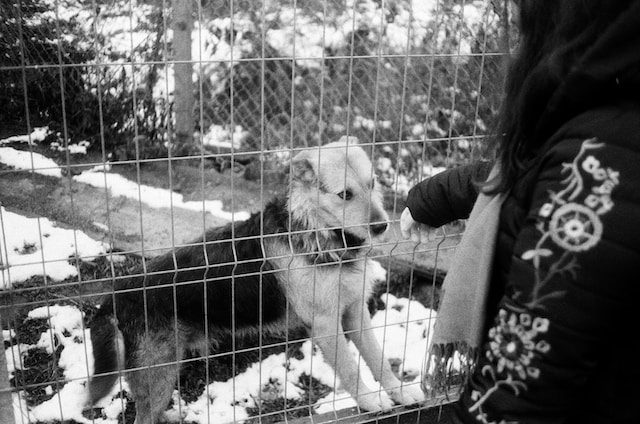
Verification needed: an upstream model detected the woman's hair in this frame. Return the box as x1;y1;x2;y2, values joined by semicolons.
487;0;632;194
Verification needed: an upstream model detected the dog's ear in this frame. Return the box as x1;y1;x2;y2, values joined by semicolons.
291;151;317;184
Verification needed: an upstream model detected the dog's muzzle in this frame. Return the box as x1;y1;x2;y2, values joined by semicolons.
332;221;387;249
333;229;365;248
369;222;388;236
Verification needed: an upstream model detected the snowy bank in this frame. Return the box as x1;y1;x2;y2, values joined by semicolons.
4;291;437;423
0;207;108;289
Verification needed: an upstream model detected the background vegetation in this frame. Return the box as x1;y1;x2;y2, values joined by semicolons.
1;0;512;193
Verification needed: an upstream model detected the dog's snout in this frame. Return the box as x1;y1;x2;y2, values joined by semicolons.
370;222;388;235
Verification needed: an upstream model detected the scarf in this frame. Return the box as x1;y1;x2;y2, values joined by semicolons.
423;169;507;395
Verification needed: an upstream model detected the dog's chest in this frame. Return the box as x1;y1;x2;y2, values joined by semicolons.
272;256;379;323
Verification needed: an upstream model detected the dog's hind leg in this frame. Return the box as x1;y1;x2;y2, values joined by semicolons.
126;328;186;424
343;301;425;406
312;314;394;412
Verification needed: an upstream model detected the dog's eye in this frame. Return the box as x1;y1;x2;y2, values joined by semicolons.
337;190;353;200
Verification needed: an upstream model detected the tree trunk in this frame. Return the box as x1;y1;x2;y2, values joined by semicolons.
171;0;195;153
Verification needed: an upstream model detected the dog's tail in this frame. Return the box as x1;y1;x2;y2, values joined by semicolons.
88;306;125;404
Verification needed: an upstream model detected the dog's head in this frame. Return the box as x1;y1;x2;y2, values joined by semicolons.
288;136;389;249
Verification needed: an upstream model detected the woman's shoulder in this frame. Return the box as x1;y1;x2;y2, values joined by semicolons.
550;101;640;152
515;101;640;227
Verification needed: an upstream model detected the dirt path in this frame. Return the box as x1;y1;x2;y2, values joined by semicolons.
0;163;457;272
0;166;260;257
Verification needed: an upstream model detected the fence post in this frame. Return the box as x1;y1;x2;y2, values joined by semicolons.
0;343;15;424
171;0;195;152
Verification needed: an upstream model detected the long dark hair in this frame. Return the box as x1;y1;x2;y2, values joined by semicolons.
487;0;635;193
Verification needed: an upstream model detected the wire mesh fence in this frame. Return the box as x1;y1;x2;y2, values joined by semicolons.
1;0;510;423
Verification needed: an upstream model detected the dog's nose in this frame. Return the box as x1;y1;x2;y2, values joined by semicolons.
370;222;388;235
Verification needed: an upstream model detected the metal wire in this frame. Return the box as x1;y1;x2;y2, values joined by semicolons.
0;0;508;422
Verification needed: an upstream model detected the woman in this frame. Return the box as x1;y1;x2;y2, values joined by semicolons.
401;1;640;423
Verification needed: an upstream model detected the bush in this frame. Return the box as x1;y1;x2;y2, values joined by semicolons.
0;1;170;158
2;0;506;174
0;0;95;136
197;1;505;191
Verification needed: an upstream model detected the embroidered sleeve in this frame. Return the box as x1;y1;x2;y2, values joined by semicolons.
454;137;640;424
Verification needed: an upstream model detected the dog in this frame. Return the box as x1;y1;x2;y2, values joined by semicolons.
88;137;425;423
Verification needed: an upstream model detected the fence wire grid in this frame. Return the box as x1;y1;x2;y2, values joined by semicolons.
0;0;512;423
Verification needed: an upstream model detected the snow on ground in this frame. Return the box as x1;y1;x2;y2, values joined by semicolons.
0;130;250;222
0;134;439;422
4;292;435;424
0;127;50;145
72;169;250;222
0;147;62;178
200;124;247;150
0;206;108;289
19;306;95;423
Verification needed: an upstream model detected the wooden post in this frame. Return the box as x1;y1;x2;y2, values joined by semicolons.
172;0;195;153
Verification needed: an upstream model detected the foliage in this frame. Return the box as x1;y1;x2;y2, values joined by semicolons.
0;0;95;136
0;0;170;158
199;0;506;191
2;0;507;183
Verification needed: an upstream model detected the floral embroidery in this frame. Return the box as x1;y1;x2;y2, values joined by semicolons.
468;309;550;423
487;309;550;380
468;139;620;423
548;203;602;251
520;138;620;308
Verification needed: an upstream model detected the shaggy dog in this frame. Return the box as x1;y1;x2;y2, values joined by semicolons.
88;137;425;423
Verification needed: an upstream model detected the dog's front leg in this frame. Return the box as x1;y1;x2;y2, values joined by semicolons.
343;302;426;406
312;315;394;412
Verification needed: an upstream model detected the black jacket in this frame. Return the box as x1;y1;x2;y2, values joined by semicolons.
405;3;640;423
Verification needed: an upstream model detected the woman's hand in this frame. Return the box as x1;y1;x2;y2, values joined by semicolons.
400;207;434;244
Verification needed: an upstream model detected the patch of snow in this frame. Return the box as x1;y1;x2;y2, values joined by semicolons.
13;392;34;424
0;131;247;225
6;281;438;423
72;170;250;222
0;127;51;145
2;329;15;342
314;390;358;415
0;207;108;289
4;343;32;374
19;304;122;424
107;254;128;264
0;147;62;178
50;140;90;155
200;124;247;150
372;293;436;380
92;222;110;232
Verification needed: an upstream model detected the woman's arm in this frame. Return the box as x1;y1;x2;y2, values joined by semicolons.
405;161;493;228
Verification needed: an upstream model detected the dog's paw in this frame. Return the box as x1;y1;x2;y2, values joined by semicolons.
355;390;394;412
388;383;426;406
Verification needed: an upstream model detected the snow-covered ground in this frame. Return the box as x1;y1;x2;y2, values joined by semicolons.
72;170;250;222
1;126;444;422
0;206;108;289
4;294;435;424
0;129;250;222
0;128;250;288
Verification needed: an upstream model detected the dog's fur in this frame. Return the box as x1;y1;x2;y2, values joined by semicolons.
88;137;425;423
